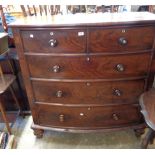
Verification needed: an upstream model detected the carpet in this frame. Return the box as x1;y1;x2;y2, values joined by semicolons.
12;116;155;149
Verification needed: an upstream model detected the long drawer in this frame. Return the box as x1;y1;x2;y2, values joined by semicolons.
27;53;151;79
21;29;86;53
89;26;155;53
36;104;143;128
32;80;144;105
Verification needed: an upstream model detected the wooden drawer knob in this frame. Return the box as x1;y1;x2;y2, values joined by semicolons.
49;39;57;47
115;64;125;72
52;65;60;73
112;113;119;121
59;114;64;122
56;90;63;98
118;37;128;45
113;89;122;96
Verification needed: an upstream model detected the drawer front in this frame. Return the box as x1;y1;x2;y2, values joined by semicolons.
21;29;86;53
32;80;144;105
36;104;142;128
89;26;155;53
27;53;151;79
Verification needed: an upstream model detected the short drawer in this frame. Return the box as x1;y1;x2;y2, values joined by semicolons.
21;29;86;53
27;53;151;79
89;26;155;53
36;104;143;128
32;80;144;105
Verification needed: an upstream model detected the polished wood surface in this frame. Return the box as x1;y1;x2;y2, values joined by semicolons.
9;12;155;137
21;26;155;53
26;53;151;79
36;104;142;128
89;26;155;53
32;80;145;105
8;12;155;27
21;29;86;53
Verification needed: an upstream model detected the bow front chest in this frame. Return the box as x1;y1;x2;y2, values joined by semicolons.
9;12;155;138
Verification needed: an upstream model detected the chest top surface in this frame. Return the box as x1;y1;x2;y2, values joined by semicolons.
9;12;155;28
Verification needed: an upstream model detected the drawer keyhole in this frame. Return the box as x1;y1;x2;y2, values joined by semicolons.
122;29;126;33
59;114;64;122
86;82;91;86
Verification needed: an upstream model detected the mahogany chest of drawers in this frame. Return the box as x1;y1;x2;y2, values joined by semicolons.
9;12;155;138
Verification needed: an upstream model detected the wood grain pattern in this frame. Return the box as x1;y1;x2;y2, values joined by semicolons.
89;26;155;53
26;53;151;79
11;28;37;121
21;29;86;53
36;104;143;128
32;80;145;105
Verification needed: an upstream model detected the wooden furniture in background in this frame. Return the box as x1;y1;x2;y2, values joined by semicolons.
9;12;155;138
0;33;8;55
0;5;15;48
0;33;23;134
149;5;155;13
0;6;8;32
0;5;29;112
20;5;118;16
20;5;61;17
139;88;155;148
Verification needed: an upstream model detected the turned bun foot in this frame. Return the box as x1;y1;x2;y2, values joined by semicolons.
134;128;145;138
141;128;155;149
33;129;44;138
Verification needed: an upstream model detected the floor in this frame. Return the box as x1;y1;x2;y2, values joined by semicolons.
1;116;155;149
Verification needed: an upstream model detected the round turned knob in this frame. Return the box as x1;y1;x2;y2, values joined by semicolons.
49;39;57;47
116;64;125;72
118;37;128;45
112;113;119;121
59;114;64;122
56;90;63;98
52;65;60;73
113;89;122;96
